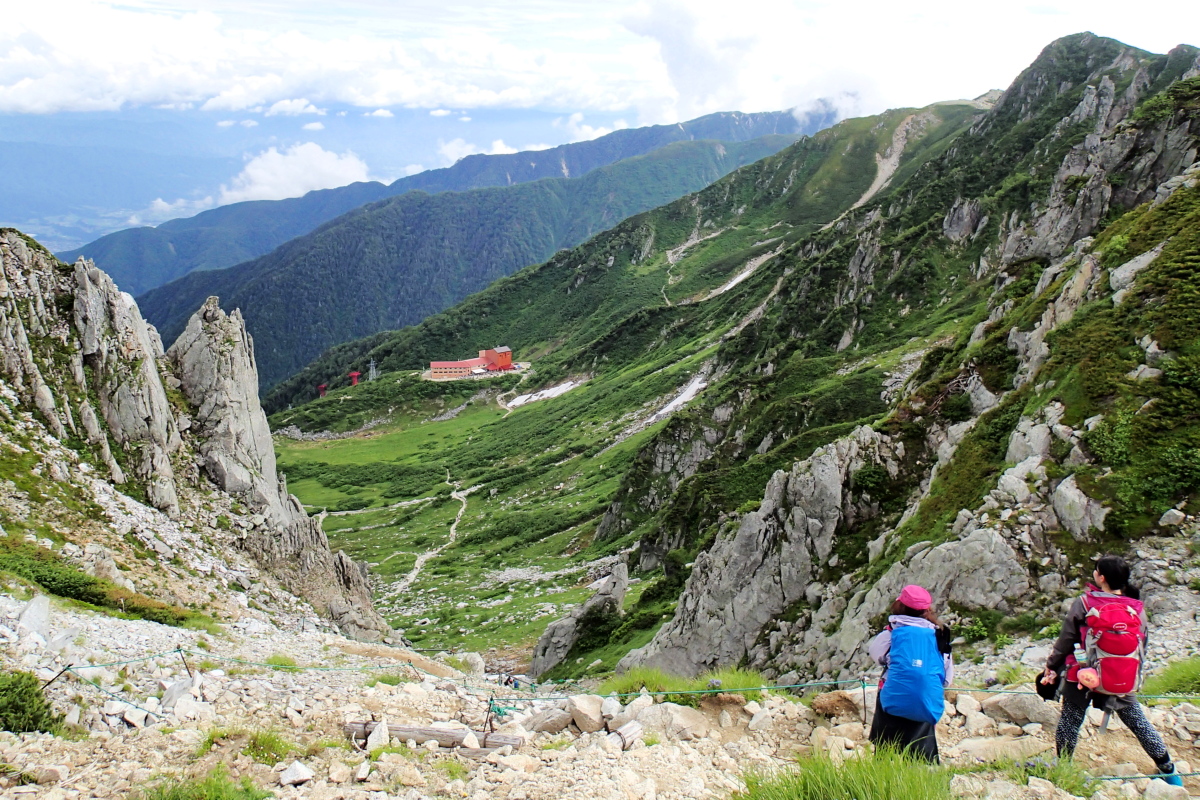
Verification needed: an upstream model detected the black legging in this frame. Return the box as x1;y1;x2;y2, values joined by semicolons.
1056;691;1172;769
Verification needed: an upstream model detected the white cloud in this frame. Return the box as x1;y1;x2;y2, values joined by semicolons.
429;109;451;117
365;108;394;117
401;164;425;176
217;119;236;127
218;142;376;204
458;116;471;122
240;119;258;127
302;121;325;130
265;97;325;116
437;138;518;165
128;195;216;226
522;143;553;151
554;113;627;142
2;0;1198;126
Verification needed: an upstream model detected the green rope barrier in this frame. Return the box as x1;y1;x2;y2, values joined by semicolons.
1094;771;1200;781
66;667;161;720
487;677;864;704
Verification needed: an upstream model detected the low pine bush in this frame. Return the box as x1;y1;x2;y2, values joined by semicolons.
735;749;950;800
0;670;63;733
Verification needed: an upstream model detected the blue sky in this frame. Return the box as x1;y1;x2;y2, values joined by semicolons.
2;0;1198;247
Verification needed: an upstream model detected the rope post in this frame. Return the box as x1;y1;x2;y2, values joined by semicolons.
42;664;73;689
177;648;192;679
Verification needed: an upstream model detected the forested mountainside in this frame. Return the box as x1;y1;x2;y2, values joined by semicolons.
263;102;978;411
262;34;1200;683
61;110;813;296
140;134;802;391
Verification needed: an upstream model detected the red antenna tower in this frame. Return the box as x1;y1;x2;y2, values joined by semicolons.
349;371;362;386
317;384;327;398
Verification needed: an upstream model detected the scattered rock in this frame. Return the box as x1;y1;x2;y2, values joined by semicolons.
279;761;314;786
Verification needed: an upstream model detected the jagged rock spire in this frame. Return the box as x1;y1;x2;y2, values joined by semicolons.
168;297;391;640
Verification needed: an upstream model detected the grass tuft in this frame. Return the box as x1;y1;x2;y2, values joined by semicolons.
364;672;412;688
131;766;271;800
242;730;295;764
1142;656;1200;697
735;749;950;800
598;666;768;705
263;654;298;671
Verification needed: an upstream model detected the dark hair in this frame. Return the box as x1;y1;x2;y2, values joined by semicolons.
1096;555;1140;598
890;600;940;626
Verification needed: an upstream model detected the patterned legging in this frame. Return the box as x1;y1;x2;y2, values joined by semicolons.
1056;697;1172;768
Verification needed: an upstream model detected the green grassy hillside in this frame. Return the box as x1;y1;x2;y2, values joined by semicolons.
266;101;979;657
140;135;802;390
270;35;1200;676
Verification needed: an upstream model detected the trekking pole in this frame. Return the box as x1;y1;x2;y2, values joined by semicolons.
1099;711;1111;732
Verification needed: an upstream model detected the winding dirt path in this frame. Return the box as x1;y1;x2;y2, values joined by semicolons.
389;473;474;595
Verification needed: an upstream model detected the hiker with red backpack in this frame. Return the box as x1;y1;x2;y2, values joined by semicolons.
1040;555;1183;787
867;584;954;763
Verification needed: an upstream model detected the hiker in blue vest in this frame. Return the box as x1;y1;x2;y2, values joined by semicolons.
1041;555;1183;787
867;584;953;763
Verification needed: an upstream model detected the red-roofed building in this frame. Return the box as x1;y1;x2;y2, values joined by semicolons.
429;346;514;380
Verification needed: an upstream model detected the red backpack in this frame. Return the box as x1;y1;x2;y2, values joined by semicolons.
1066;590;1145;695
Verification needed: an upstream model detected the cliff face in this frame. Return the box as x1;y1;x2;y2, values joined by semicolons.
168;298;389;640
0;231;388;640
614;39;1200;679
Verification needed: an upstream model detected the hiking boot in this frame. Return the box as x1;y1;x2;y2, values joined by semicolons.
1156;765;1184;787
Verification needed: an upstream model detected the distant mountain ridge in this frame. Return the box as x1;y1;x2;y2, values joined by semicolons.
139;134;803;390
63;110;823;296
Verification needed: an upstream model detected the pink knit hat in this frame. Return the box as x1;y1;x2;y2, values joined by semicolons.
898;584;932;610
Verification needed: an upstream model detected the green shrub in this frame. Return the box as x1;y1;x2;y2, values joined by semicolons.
131;766;271;800
0;671;63;733
364;672;411;687
735;749;950;800
598;666;768;705
0;536;197;627
263;654;298;671
1142;656;1200;697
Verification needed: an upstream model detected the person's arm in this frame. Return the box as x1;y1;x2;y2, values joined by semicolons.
868;629;892;665
1043;597;1084;680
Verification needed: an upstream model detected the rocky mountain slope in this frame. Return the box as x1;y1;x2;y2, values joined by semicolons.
63;110;814;297
1;545;1197;798
0;230;388;639
256;33;1200;690
611;36;1200;681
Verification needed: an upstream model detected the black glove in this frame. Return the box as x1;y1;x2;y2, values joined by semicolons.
936;626;953;655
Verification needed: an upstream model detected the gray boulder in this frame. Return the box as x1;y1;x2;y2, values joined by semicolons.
525;708;572;734
529;561;627;678
17;595;50;638
1052;474;1108;540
